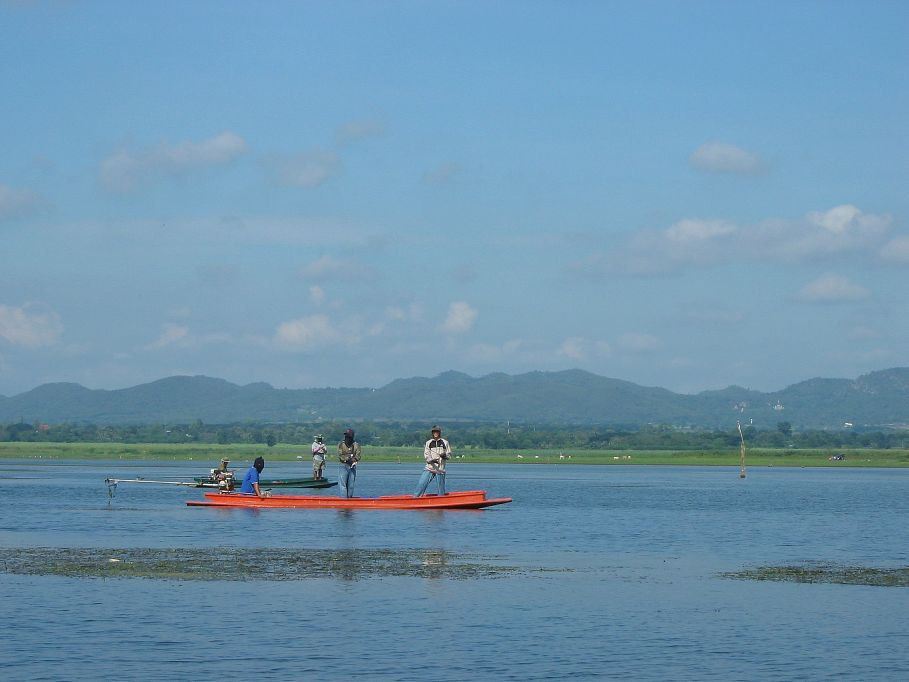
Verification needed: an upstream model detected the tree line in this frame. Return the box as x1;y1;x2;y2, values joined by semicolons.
2;419;906;450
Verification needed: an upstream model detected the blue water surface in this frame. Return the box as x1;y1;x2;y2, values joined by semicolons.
1;459;907;681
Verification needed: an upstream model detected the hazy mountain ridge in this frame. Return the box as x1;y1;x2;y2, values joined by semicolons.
2;368;908;429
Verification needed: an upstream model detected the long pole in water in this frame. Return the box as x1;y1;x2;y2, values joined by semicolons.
736;421;747;479
104;478;222;500
105;478;207;487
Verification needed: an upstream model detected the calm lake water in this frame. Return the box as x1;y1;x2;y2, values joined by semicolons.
1;459;908;680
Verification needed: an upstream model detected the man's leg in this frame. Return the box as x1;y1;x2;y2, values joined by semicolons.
347;466;356;497
414;470;434;497
339;465;350;497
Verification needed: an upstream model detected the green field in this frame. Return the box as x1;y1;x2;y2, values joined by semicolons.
2;441;908;467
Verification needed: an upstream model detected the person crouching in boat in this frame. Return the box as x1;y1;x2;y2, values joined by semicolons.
311;434;328;480
239;457;267;498
338;429;361;498
414;425;450;497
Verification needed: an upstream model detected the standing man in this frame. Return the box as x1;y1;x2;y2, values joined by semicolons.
311;434;328;480
239;456;268;498
337;428;361;498
415;425;451;497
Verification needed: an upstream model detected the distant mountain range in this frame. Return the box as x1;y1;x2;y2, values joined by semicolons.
1;368;908;429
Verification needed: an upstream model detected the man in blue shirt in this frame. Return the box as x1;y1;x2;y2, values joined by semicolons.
239;457;266;497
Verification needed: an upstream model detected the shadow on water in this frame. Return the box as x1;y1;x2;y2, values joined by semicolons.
0;547;541;581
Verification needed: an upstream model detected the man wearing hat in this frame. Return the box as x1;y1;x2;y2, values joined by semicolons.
311;434;328;480
415;425;451;497
337;428;361;498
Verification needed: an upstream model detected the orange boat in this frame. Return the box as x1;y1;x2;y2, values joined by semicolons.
186;489;512;510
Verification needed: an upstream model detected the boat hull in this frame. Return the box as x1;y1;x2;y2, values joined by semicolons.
187;489;512;510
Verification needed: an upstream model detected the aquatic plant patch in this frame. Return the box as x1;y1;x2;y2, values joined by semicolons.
0;547;525;581
721;563;909;587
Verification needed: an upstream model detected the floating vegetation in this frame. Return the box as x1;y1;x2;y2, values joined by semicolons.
721;563;909;587
0;547;526;582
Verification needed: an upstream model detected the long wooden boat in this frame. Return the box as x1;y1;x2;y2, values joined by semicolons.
192;476;337;489
186;489;512;510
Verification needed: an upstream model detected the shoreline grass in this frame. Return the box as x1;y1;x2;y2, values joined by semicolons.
1;441;908;467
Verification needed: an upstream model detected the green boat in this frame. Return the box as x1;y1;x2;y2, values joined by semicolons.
193;459;337;489
193;475;337;489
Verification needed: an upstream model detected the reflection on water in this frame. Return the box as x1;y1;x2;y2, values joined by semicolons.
1;460;908;680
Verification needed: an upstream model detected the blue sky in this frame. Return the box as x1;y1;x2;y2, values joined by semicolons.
1;0;907;396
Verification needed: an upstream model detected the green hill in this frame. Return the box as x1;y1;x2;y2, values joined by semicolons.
2;368;908;429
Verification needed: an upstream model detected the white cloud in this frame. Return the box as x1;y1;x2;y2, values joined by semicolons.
665;219;737;242
0;184;42;221
385;306;407;321
689;141;763;174
168;306;192;319
144;323;189;350
808;205;864;234
796;205;891;249
0;303;62;347
598;218;738;275
100;131;247;192
273;314;349;351
594;340;613;355
335;119;385;145
880;236;909;264
142;324;237;351
558;337;586;360
556;336;612;361
795;274;869;303
746;206;891;262
263;149;341;188
440;301;478;334
301;255;343;279
298;255;376;281
309;285;326;305
584;205;894;276
618;332;659;352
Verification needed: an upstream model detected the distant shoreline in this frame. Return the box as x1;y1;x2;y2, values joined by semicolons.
1;442;907;468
